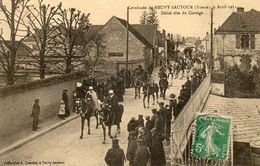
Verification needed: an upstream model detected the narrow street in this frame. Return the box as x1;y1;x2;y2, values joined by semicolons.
0;69;186;166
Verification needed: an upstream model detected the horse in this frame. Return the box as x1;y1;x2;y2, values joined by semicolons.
134;76;143;99
79;94;99;139
158;71;169;100
142;82;159;108
99;100;124;141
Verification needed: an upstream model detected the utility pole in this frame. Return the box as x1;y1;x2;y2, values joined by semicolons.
210;8;214;71
126;7;129;71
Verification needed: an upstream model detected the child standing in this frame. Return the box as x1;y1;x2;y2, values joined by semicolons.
58;100;65;119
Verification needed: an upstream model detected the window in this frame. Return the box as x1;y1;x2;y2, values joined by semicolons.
236;34;255;49
241;34;250;49
108;52;123;57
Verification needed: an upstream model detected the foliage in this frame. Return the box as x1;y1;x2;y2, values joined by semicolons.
140;10;148;24
211;71;224;84
224;65;257;97
147;7;159;24
0;70;107;97
25;0;62;79
139;8;159;25
53;7;90;73
0;0;30;85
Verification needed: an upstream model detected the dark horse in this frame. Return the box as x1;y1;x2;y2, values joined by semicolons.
143;82;159;108
99;100;124;142
134;76;143;99
79;94;99;139
159;77;168;100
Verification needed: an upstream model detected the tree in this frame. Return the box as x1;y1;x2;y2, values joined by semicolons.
140;10;148;24
25;0;62;79
54;7;90;73
173;34;184;52
147;7;159;25
0;0;30;85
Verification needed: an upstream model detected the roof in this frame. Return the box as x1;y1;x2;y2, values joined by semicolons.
0;41;32;56
185;37;197;44
203;94;260;148
86;16;157;48
216;9;260;33
131;24;158;46
85;25;103;42
115;16;153;48
24;36;35;42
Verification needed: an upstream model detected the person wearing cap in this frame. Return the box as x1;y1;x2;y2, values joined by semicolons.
150;128;166;166
105;138;126;166
150;109;158;128
86;86;100;111
127;117;138;133
145;116;153;131
31;99;40;131
62;89;70;117
133;136;151;166
126;131;137;166
108;90;119;123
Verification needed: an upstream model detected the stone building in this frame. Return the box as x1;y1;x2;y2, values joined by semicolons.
214;8;260;71
85;16;160;72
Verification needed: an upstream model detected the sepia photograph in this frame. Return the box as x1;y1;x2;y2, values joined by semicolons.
0;0;260;165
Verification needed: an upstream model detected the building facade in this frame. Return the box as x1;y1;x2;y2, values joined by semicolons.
86;16;160;72
215;8;260;71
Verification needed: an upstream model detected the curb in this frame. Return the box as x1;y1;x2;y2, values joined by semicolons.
0;114;80;157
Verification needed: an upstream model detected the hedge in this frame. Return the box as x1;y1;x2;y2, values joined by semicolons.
0;70;107;97
211;71;224;84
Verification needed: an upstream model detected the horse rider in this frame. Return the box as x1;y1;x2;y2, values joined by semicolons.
107;90;119;124
134;75;142;99
86;86;101;112
73;82;87;113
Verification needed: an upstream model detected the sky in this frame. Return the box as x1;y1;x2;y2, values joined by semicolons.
1;0;260;38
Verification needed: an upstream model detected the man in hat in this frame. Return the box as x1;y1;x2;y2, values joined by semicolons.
31;99;40;131
150;129;166;166
105;138;126;166
150;109;158;128
87;86;100;111
127;117;138;133
62;89;70;117
145;116;153;131
133;136;151;166
108;90;119;126
126;131;137;166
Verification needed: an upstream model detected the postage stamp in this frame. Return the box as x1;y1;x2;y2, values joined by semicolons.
192;114;232;160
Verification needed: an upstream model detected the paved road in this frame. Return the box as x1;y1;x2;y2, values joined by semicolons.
0;72;186;166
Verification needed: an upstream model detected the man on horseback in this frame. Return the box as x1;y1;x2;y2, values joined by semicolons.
73;82;87;113
134;75;143;99
159;69;168;100
87;86;101;112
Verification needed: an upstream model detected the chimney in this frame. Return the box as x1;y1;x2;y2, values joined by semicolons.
237;7;244;13
162;29;166;39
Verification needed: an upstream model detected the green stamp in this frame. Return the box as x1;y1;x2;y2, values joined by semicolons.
192;114;231;160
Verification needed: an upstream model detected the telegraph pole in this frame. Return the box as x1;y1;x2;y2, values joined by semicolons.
210;8;214;71
126;7;129;71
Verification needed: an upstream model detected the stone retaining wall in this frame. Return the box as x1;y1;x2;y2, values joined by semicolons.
0;77;87;139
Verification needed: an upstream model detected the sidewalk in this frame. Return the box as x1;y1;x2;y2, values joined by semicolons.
0;113;79;157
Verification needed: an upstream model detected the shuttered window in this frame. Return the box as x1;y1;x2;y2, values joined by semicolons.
241;34;250;49
235;34;240;49
250;34;255;49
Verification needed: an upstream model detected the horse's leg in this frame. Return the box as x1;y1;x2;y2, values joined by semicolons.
108;126;112;139
87;117;91;135
163;88;166;100
117;124;121;134
134;87;137;99
80;117;84;139
95;111;99;129
147;94;150;108
101;123;106;144
143;95;146;108
152;93;155;105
